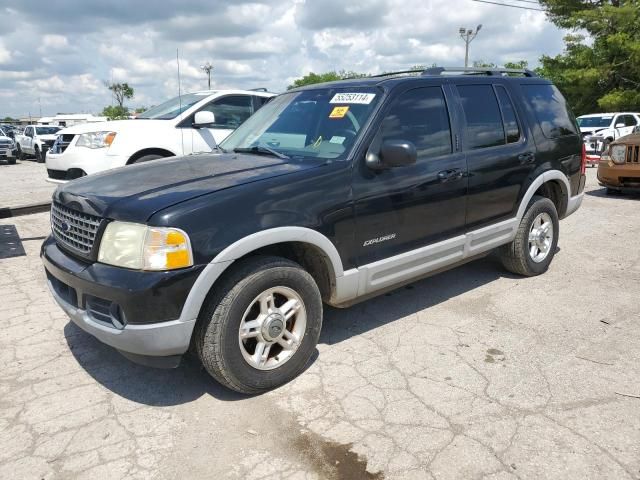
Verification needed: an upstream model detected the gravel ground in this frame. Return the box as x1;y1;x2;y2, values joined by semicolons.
1;168;639;480
0;160;55;209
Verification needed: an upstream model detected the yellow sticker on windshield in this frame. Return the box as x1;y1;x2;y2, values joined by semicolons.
329;106;349;119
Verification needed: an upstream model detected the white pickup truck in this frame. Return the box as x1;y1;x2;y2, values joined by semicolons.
577;112;640;163
45;89;275;183
15;125;61;163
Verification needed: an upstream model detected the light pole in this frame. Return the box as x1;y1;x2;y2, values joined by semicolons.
459;24;482;68
200;62;213;90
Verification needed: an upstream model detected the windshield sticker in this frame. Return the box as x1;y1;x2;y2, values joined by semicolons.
329;136;346;144
329;106;349;118
330;93;376;104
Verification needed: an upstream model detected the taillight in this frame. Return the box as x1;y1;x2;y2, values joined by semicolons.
580;143;587;175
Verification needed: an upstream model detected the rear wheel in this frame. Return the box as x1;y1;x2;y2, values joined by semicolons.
195;256;322;394
16;144;23;160
498;195;559;276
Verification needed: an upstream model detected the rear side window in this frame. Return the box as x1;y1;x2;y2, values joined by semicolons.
495;86;521;143
521;84;578;138
380;87;452;158
457;85;505;150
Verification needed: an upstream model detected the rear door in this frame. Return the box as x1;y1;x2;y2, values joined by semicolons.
454;82;535;229
352;84;468;265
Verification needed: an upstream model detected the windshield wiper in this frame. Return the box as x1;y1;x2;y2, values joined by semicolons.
233;146;289;159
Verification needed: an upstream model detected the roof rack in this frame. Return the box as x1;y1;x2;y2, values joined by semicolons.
421;67;537;77
369;69;423;78
249;87;269;92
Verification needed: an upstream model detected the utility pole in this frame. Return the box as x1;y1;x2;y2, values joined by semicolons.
459;24;482;68
200;62;213;90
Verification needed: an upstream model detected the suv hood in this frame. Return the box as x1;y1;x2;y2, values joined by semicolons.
57;119;170;135
54;153;323;222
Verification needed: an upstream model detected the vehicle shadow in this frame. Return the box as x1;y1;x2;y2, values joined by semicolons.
586;187;640;200
320;256;516;345
65;255;515;404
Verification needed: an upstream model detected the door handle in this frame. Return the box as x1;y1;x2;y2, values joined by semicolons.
518;152;535;164
437;168;464;182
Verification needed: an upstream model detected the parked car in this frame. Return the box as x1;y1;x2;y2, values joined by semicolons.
577;112;640;165
598;131;640;194
15;125;61;162
0;127;17;164
45;89;275;183
42;67;585;393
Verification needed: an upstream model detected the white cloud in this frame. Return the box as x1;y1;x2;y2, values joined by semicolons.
0;0;569;117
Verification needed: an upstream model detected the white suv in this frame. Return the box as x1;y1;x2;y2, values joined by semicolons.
45;89;275;183
577;112;640;162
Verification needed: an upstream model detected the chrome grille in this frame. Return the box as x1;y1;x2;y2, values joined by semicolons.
626;145;639;164
0;139;12;147
51;202;102;254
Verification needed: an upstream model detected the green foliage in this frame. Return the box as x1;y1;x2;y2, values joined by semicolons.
287;70;366;90
106;82;134;107
101;105;129;120
2;116;17;123
134;106;147;114
538;0;640;114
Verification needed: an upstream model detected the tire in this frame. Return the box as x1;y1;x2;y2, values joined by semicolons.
8;158;16;165
497;195;559;277
131;154;164;164
606;187;621;195
34;146;41;163
16;144;23;160
194;256;323;394
37;147;45;163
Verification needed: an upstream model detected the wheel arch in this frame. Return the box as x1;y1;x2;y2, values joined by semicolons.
518;170;571;220
127;148;176;164
179;227;346;323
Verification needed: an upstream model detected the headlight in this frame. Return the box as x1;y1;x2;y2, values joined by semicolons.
98;222;193;271
75;131;116;149
610;145;627;165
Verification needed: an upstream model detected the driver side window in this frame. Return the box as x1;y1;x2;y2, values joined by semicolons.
198;95;253;129
380;87;452;158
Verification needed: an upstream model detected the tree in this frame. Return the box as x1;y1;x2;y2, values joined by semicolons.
537;0;640;114
287;70;366;90
101;105;129;120
106;82;134;108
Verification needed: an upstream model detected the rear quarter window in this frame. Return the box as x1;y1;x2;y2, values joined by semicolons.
521;84;578;138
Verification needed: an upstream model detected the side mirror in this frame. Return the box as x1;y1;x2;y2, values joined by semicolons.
366;140;417;170
615;122;625;129
193;111;215;128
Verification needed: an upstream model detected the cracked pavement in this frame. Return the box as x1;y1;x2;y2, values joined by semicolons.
1;168;639;479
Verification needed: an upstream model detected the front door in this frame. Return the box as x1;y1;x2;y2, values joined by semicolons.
189;95;254;153
353;85;468;266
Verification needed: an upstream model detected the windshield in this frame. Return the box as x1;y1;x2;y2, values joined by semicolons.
220;87;381;161
36;126;61;135
136;93;211;120
577;116;613;128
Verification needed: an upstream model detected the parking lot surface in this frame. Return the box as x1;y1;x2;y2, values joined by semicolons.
0;160;55;209
1;168;639;480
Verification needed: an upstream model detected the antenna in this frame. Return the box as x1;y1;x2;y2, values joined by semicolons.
176;48;185;156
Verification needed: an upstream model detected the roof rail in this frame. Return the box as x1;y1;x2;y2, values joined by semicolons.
368;69;423;78
249;87;269;92
421;67;537;77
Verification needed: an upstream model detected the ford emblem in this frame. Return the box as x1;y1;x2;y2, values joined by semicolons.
61;221;70;233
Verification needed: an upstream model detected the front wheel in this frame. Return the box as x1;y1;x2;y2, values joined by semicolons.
497;195;559;276
16;144;23;160
194;256;323;394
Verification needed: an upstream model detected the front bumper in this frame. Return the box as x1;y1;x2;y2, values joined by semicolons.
41;236;203;364
46;147;128;183
597;161;640;188
0;148;16;159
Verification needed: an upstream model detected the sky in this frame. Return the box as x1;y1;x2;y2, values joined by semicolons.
0;0;568;118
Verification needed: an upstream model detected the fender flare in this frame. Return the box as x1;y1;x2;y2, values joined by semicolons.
517;170;570;220
178;227;346;322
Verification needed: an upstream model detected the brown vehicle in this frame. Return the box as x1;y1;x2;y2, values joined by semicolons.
598;132;640;194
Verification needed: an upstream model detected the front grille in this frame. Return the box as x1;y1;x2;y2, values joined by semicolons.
625;145;640;163
0;139;12;147
47;169;67;180
50;134;75;154
51;202;102;255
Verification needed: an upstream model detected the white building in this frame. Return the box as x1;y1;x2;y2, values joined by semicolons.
37;114;108;127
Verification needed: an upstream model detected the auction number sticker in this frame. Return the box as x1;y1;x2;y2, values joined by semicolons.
330;93;376;104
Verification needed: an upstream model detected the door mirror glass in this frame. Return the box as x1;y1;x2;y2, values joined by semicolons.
367;140;417;169
193;111;215;128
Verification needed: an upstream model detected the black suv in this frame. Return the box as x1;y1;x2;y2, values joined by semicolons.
42;67;586;393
